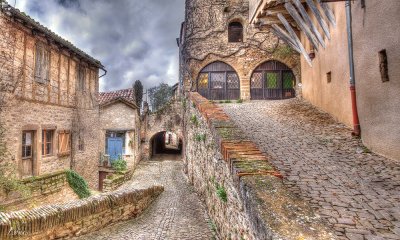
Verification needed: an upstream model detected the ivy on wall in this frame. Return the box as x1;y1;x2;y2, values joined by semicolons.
66;170;91;199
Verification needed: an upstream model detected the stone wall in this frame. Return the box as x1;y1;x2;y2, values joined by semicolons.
181;0;300;100
0;186;164;240
0;8;101;188
141;100;183;160
0;171;68;209
102;169;134;193
183;92;334;239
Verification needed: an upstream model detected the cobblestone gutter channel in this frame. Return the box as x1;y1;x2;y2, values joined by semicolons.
184;92;335;240
0;186;163;239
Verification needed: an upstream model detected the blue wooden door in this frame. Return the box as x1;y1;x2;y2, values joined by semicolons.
107;137;123;161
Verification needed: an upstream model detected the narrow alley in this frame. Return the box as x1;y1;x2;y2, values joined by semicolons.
75;159;214;240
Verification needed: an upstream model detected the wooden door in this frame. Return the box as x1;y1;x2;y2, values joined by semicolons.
107;137;123;161
22;131;34;177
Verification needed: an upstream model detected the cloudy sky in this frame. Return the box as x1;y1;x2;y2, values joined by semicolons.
14;0;185;91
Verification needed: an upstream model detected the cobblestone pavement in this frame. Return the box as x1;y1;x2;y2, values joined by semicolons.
221;99;400;240
76;159;214;240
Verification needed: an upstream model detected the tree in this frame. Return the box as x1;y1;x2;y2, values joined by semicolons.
133;80;143;113
148;83;173;112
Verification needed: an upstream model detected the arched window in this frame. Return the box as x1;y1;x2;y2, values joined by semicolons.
228;22;243;42
197;62;240;100
250;61;296;100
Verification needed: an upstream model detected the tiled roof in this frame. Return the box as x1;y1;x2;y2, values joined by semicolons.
0;1;103;68
99;88;137;107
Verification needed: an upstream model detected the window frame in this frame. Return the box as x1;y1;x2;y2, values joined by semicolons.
76;64;86;91
22;131;34;159
34;42;50;84
228;22;244;43
42;130;54;157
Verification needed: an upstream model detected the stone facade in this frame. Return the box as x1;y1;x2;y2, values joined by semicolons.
0;185;164;240
179;0;300;100
0;3;103;188
183;92;334;239
141;100;183;160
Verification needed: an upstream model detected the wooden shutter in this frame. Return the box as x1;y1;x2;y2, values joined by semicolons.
58;130;71;156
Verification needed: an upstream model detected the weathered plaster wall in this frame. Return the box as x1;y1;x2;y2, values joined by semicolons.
0;11;101;188
300;2;352;127
183;92;334;239
351;0;400;161
100;102;140;168
181;0;300;100
0;186;164;240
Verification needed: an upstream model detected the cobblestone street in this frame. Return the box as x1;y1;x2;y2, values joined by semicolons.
221;99;400;240
76;159;214;240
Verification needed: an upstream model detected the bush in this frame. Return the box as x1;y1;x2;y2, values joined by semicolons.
224;100;232;103
66;170;91;199
236;99;243;104
190;114;199;127
111;157;127;172
216;184;227;202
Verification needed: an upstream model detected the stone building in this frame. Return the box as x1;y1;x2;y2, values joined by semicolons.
98;88;140;179
0;2;105;188
178;0;301;102
249;0;400;161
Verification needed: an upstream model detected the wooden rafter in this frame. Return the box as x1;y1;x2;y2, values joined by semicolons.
271;24;301;53
305;0;331;40
277;13;312;66
285;2;320;51
317;0;337;27
292;0;326;48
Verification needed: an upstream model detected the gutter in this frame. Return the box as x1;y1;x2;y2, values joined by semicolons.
345;0;361;136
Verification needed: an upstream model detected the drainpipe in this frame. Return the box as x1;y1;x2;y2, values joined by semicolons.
345;1;361;136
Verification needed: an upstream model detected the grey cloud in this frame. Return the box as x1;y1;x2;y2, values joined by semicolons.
19;0;184;91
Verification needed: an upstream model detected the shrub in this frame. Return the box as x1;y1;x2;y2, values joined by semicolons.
194;133;206;142
111;157;128;172
224;100;232;103
216;184;227;202
236;99;243;104
190;114;199;127
66;170;91;199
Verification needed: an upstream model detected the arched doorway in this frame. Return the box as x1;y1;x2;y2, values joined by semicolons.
250;61;296;100
197;61;240;100
150;131;182;159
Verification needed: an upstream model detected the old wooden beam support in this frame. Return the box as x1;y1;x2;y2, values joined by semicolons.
285;2;320;50
306;0;331;40
291;0;326;48
271;24;301;53
317;0;337;27
277;13;313;66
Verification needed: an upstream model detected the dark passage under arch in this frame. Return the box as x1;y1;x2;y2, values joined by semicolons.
150;131;182;159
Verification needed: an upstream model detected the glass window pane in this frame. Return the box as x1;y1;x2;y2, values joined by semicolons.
210;73;225;89
227;73;240;89
197;73;208;89
251;72;263;89
283;72;294;89
46;143;52;155
265;72;279;89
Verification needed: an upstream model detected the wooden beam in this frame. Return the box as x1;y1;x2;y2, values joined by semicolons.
317;0;337;27
277;13;313;66
271;24;301;53
292;0;326;48
306;0;331;40
285;2;320;50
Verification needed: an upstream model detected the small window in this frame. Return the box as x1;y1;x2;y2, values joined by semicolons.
77;65;86;91
42;130;54;156
58;130;71;156
327;71;332;83
379;50;389;82
22;131;33;159
228;22;243;43
34;43;50;84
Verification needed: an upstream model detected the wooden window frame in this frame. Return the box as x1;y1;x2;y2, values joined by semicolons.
22;131;34;159
58;130;71;157
42;130;54;157
34;42;50;84
76;64;86;91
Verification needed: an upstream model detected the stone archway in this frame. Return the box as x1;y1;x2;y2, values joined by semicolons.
149;131;182;159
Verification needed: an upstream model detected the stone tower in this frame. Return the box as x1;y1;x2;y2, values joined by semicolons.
180;0;300;100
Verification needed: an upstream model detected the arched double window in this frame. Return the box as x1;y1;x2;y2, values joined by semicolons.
197;62;240;100
251;61;296;100
228;22;243;42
